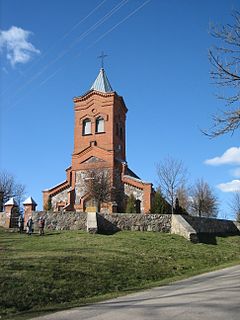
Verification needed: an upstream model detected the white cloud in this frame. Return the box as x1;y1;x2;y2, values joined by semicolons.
230;167;240;178
217;180;240;192
0;26;40;66
205;147;240;166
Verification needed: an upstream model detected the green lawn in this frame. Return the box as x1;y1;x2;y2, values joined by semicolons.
0;228;240;320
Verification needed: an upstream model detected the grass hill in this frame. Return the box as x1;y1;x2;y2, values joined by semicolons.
0;228;239;319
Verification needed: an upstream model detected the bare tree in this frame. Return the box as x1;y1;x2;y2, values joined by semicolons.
156;157;187;214
190;179;218;218
229;192;240;222
175;184;191;213
84;169;112;210
0;171;26;211
205;10;240;137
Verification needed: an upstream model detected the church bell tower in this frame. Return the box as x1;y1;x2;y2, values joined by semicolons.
72;67;128;166
43;65;153;214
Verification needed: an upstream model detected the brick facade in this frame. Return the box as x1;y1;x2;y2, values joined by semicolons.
43;69;153;213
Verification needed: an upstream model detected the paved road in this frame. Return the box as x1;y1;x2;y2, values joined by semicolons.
33;265;240;320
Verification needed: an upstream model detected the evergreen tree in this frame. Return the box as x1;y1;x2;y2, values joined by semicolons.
176;184;190;213
174;197;187;214
151;189;170;214
126;194;136;213
44;196;52;211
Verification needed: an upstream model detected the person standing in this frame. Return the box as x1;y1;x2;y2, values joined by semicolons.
38;217;45;235
18;215;24;233
26;217;33;235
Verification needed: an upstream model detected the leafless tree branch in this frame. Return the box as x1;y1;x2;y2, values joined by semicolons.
205;10;240;137
156;157;187;214
229;191;240;221
83;168;112;209
0;171;26;210
190;179;218;218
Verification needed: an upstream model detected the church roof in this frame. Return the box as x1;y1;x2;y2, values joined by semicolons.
90;68;113;93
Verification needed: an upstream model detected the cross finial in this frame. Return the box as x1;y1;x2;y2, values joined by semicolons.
97;51;108;69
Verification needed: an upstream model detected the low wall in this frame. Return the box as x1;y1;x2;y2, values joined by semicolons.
171;214;198;242
31;211;87;231
183;215;240;235
31;212;172;233
0;212;7;228
1;210;239;242
97;213;172;233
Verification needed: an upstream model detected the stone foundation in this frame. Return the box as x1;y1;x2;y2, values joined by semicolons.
183;215;240;235
31;211;87;231
28;211;172;233
98;213;172;233
0;212;8;228
1;210;239;242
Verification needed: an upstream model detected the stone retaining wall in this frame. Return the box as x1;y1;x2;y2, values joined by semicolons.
30;211;172;233
97;213;172;233
31;211;87;231
0;212;7;228
183;215;240;235
171;214;198;242
1;210;239;242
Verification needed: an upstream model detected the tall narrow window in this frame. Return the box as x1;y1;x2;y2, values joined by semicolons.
116;123;119;136
83;118;91;135
120;127;123;140
96;117;104;133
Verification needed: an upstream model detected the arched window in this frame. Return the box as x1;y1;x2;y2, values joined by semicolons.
96;117;104;133
82;118;91;135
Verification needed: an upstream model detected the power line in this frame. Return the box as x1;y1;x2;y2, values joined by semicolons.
0;0;107;98
88;0;151;48
2;0;128;110
3;0;151;112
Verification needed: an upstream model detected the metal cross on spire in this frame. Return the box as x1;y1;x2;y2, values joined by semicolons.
97;51;108;69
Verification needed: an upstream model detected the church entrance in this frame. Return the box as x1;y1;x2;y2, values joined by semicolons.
9;207;20;228
85;198;99;212
135;199;141;213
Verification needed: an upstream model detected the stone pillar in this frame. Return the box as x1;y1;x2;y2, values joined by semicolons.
23;197;37;227
4;197;18;228
87;212;98;233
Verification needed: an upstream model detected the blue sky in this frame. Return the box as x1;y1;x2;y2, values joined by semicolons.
0;0;239;218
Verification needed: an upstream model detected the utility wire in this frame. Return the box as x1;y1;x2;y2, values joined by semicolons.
2;0;128;107
0;0;107;98
3;0;151;112
87;0;151;48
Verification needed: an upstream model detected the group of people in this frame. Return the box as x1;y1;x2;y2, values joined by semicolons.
18;215;45;235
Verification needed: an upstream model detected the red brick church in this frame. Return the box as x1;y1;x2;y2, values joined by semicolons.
43;67;153;213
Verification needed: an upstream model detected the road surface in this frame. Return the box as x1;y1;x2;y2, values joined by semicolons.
32;265;240;320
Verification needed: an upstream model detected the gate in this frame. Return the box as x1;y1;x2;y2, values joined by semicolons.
10;216;19;228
